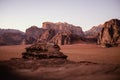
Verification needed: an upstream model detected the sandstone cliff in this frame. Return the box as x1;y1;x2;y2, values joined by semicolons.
98;19;120;47
50;30;72;45
42;22;84;37
38;22;84;45
37;29;56;42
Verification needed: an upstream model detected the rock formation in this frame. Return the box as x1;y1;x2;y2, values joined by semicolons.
25;26;45;44
0;29;25;45
22;42;67;59
50;31;72;45
0;22;84;45
98;19;120;47
83;25;103;43
42;22;84;37
38;29;56;42
38;22;84;45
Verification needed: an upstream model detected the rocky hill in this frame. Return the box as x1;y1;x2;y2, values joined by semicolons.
42;22;84;36
1;19;120;46
98;19;120;47
84;24;103;38
25;26;45;44
0;29;25;45
38;29;56;42
0;22;84;45
50;30;72;45
81;25;103;43
38;22;84;45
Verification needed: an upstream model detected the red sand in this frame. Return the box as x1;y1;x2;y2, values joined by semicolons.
0;44;120;80
0;44;120;64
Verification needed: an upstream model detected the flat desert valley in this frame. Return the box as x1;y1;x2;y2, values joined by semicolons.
0;44;120;64
0;44;120;80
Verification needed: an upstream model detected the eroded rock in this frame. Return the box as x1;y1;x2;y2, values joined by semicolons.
50;31;72;45
22;42;67;59
98;19;120;47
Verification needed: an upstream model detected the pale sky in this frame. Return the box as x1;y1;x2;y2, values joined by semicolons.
0;0;120;32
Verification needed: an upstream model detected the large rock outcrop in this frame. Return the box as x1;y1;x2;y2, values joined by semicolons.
42;22;84;37
38;22;84;45
38;29;56;42
25;26;45;44
22;42;67;59
98;19;120;47
0;29;25;45
24;22;84;45
50;31;72;45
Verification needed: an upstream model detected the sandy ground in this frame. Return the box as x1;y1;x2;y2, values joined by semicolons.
0;44;120;64
0;44;120;80
61;44;120;64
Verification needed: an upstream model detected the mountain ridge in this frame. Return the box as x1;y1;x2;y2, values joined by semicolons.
0;18;120;46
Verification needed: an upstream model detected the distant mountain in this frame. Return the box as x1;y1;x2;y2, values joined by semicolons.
1;19;119;46
84;24;103;38
0;29;25;45
0;29;24;34
37;22;84;45
81;25;103;43
25;22;84;45
98;19;120;47
42;22;84;37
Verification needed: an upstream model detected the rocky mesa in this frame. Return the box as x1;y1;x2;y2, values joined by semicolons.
36;22;84;45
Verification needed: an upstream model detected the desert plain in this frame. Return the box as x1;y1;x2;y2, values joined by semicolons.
0;43;120;80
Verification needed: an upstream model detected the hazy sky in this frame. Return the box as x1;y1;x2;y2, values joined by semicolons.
0;0;120;32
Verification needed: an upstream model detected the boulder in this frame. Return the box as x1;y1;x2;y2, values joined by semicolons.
22;42;67;59
97;19;120;47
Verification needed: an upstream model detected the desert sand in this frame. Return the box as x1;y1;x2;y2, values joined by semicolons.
0;44;120;80
0;44;120;64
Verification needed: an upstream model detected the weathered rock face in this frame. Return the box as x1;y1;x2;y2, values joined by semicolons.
38;22;84;45
0;29;25;45
98;19;120;47
25;22;84;45
42;22;84;37
38;29;56;42
25;26;45;44
50;31;72;45
22;42;67;59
